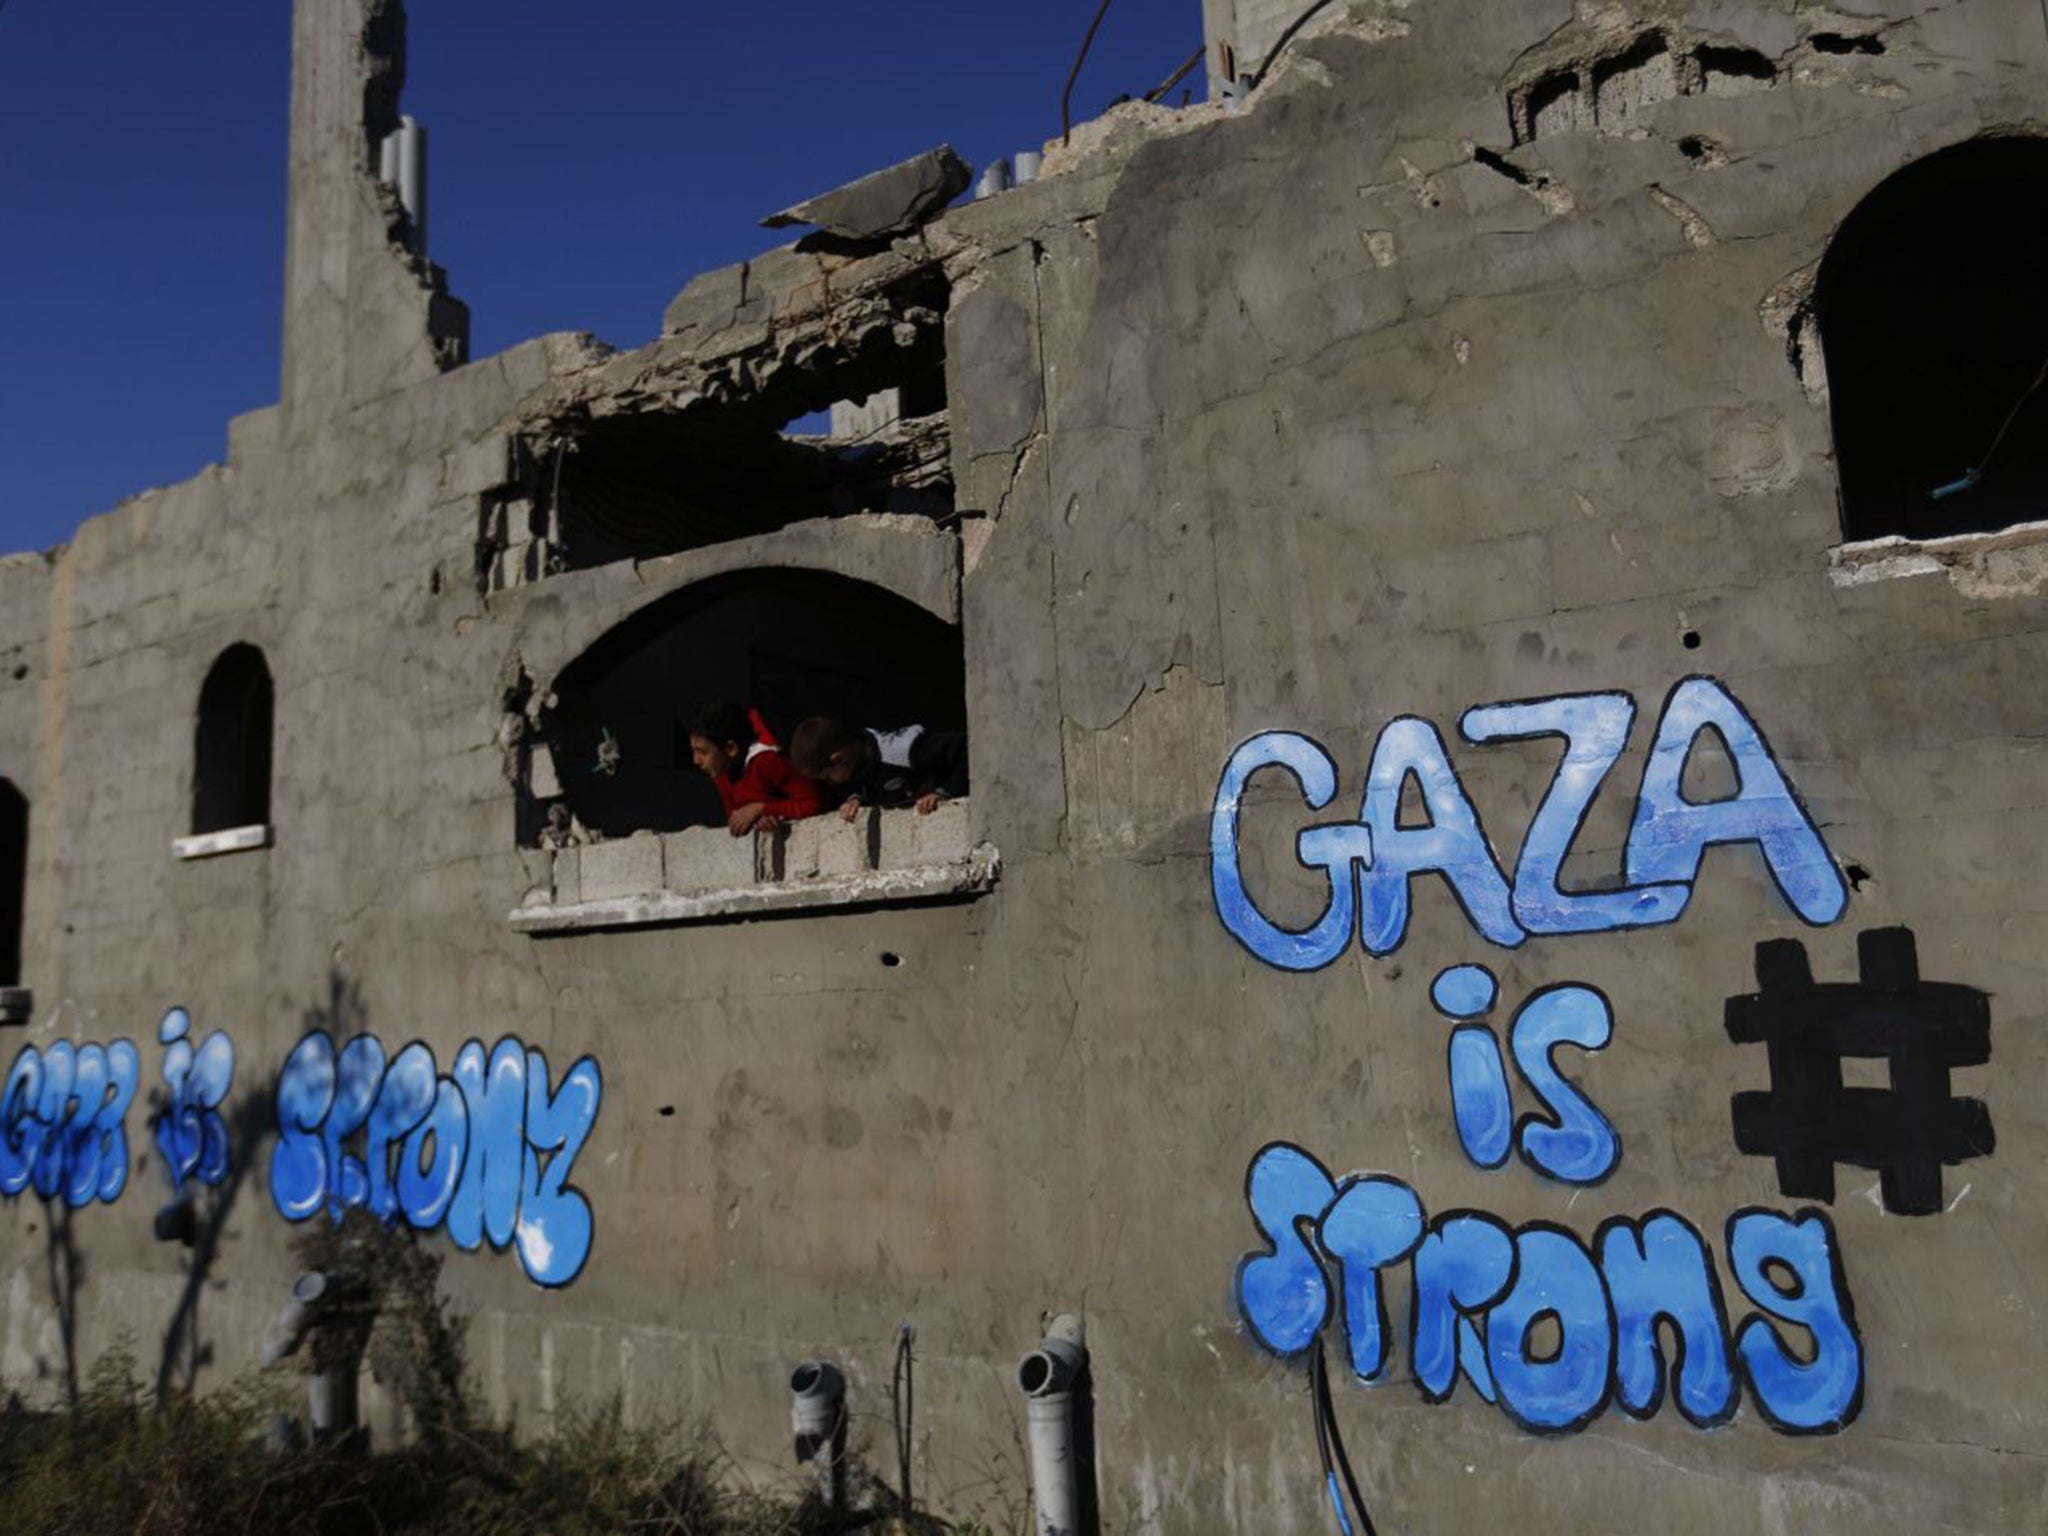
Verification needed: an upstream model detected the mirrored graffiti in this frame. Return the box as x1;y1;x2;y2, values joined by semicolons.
1236;1143;1864;1435
0;1038;141;1207
1211;677;1847;971
271;1032;603;1288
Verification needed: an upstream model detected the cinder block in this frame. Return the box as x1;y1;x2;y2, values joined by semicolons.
662;826;759;892
551;846;580;906
779;818;824;881
578;834;663;903
876;798;972;870
817;808;875;876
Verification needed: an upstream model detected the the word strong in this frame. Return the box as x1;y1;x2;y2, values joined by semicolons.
272;1032;602;1287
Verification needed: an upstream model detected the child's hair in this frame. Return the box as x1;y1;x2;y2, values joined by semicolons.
789;717;861;777
687;703;751;748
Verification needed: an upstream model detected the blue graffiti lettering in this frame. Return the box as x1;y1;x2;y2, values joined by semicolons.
1485;1224;1612;1433
1318;1176;1425;1382
1357;718;1521;956
155;1007;235;1191
1509;984;1621;1185
1234;1143;1339;1355
1727;1207;1864;1433
1597;1212;1736;1427
0;1039;140;1207
1232;1152;1863;1436
1411;1212;1514;1403
270;1032;602;1288
1626;678;1848;928
1461;693;1689;934
1211;733;1369;972
1211;678;1845;963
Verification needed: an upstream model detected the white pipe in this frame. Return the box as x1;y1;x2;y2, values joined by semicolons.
396;116;428;254
789;1359;847;1507
1018;1314;1089;1536
258;1270;330;1368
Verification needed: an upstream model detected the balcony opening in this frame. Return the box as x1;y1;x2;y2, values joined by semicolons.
1818;138;2048;543
527;568;964;846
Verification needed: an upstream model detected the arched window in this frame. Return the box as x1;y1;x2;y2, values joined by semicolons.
535;569;964;841
0;778;26;990
192;644;274;836
1818;138;2048;542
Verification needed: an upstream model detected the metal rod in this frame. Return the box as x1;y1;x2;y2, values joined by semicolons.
1061;0;1117;146
1144;44;1206;103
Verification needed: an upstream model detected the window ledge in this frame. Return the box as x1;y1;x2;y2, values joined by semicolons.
510;801;999;934
172;824;271;860
1828;517;2048;597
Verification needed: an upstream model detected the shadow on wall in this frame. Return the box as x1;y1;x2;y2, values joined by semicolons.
532;567;965;842
152;1093;276;1405
154;971;359;1404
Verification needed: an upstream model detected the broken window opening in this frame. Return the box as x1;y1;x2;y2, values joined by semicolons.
524;569;965;847
191;644;274;837
0;779;27;987
483;278;955;592
1817;138;2048;543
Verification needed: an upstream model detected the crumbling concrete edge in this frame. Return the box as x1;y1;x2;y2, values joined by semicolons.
508;843;1002;934
1828;517;2048;598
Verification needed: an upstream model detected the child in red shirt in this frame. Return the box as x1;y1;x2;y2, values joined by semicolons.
688;704;825;836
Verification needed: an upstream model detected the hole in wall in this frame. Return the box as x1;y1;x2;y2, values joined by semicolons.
658;1105;676;1117
1694;44;1778;94
879;951;902;968
1844;862;1874;891
1810;32;1884;55
1681;629;1702;650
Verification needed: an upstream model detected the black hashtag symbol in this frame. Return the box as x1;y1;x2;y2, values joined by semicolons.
1725;926;1993;1216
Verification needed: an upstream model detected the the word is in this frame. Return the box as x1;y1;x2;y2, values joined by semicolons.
155;1007;236;1191
1235;1144;1862;1435
0;1039;141;1207
1211;678;1847;970
1431;966;1619;1185
272;1032;602;1288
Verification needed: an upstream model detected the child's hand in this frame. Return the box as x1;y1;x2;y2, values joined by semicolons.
839;797;863;823
915;792;940;815
728;803;767;837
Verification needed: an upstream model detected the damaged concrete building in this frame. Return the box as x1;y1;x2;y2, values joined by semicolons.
4;0;2048;1530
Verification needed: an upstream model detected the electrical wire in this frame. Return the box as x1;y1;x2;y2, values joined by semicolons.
1249;0;1346;91
1310;1336;1379;1536
1929;352;2048;501
891;1322;916;1513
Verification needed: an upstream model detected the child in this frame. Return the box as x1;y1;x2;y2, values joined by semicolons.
687;704;825;837
788;718;969;821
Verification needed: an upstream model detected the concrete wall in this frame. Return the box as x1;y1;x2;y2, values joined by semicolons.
6;1;2048;1531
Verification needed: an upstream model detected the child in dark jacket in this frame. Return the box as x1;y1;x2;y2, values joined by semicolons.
688;704;825;837
788;718;969;821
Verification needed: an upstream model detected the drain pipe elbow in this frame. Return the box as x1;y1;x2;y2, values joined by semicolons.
789;1359;848;1508
1018;1314;1094;1536
259;1271;331;1369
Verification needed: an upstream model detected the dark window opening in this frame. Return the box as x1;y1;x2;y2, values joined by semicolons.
0;780;27;986
1819;138;2048;542
484;276;954;589
192;644;274;835
529;569;964;844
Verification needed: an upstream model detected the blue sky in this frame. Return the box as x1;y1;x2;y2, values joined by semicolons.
0;1;1203;555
